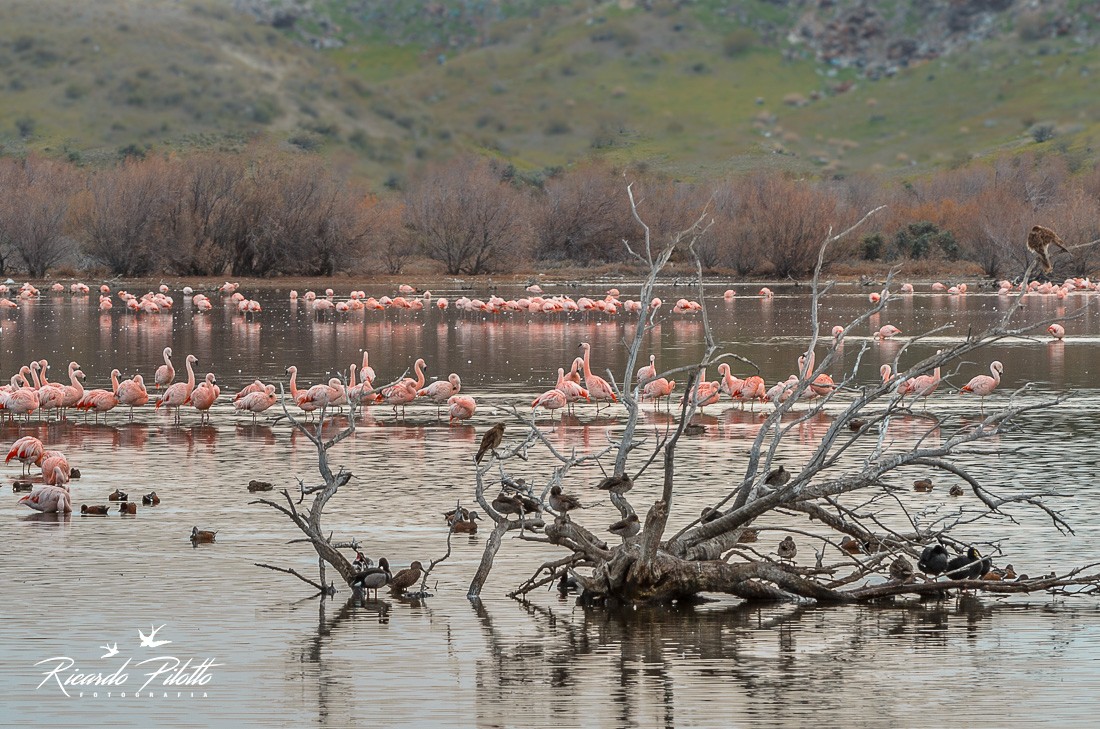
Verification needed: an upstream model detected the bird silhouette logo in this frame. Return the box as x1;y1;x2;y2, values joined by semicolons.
138;624;172;648
100;642;119;658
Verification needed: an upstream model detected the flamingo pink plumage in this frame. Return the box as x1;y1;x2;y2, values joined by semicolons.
40;450;71;485
188;373;220;424
532;388;568;419
20;484;72;513
234;384;277;423
900;351;942;408
157;354;197;423
961;360;1003;409
555;367;590;411
117;374;149;418
579;342;617;411
637;355;657;384
6;435;45;474
717;363;745;398
447;394;476;424
154;347;175;390
642;377;676;409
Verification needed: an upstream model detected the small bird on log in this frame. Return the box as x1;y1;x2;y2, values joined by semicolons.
946;546;990;580
389;561;425;596
737;528;759;544
778;536;797;562
765;465;790;487
917;543;949;578
597;474;633;495
1027;225;1069;272
700;506;723;523
608;513;641;537
889;555;915;582
549;485;582;514
475;423;505;464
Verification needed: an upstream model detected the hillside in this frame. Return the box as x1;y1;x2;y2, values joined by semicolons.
2;0;1099;182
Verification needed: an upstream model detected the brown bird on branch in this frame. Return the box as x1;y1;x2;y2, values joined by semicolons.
597;473;634;495
764;465;790;487
778;536;797;562
1027;225;1069;273
608;513;641;537
389;561;424;595
475;423;505;464
549;485;582;514
889;555;915;582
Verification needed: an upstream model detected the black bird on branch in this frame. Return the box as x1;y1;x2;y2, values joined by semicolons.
475;423;505;464
917;543;949;578
945;547;991;580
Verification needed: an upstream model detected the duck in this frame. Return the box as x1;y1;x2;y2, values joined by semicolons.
737;528;759;544
247;480;274;492
108;488;128;501
388;561;425;596
949;484;964;497
913;478;934;492
848;418;867;432
840;536;864;555
889;555;915;582
352;552;372;572
549;485;582;514
452;512;481;533
764;465;790;487
700;507;723;523
12;480;33;493
119;502;138;515
597;474;634;495
917;543;949;578
777;536;797;562
190;526;217;543
945;547;990;581
608;513;641;538
444;505;471;524
81;504;110;516
142;491;160;505
352;557;392;599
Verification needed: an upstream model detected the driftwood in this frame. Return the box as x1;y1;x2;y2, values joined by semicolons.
469;187;1100;606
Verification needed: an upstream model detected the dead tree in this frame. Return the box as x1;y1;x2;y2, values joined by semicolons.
469;186;1100;605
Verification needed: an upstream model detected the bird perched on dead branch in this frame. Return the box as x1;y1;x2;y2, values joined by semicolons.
608;513;641;537
700;507;723;523
475;423;505;464
778;536;797;562
1027;225;1069;273
549;485;582;514
389;561;424;595
889;555;914;582
840;536;864;554
765;465;790;487
597;473;633;495
917;543;949;578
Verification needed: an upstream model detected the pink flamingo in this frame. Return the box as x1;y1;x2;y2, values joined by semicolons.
20;485;71;513
154;347;175;390
40;450;71;485
6;435;45;475
880;364;895;386
766;375;800;405
900;350;942;408
555;367;590;412
798;351;835;398
637;354;657;384
961;360;1003;410
298;378;345;416
642;377;676;409
564;357;584;386
374;358;426;417
360;351;377;386
447;394;476;424
1048;323;1065;339
188;373;220;424
579;342;618;411
346;364;374;407
418;373;461;419
877;325;901;339
117;374;149;418
285;365;304;404
234;379;267;402
76;369;121;422
734;375;766;410
532;388;568;420
57;362;85;417
234;384;277;423
717;363;745;398
682;369;721;410
4;375;41;420
156;354;197;423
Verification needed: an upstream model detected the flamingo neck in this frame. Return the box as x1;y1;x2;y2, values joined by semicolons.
414;360;425;389
348;364;357;389
582;346;593;377
164;349;172;366
29;365;42;389
111;371;120;394
289;368;298;397
185;358;196;392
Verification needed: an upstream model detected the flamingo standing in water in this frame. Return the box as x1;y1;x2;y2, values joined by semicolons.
447;394;476;424
374;358;425;417
188;373;220;424
117;374;149;419
961;360;1003;411
58;363;85;418
636;355;657;384
418;373;461;419
360;351;377;386
642;377;676;409
234;384;277;423
682;369;721;410
6;435;45;475
234;380;267;402
40;450;71;485
298;378;345;418
554;367;590;412
345;364;373;408
156;354;197;423
532;388;568;420
579;343;618;412
900;350;942;409
734;375;766;410
76;369;121;422
154;347;175;390
20;485;72;513
798;351;836;398
717;363;745;399
3;368;40;421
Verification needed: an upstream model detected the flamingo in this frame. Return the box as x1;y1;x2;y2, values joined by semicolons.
717;363;745;398
798;351;835;398
234;379;267;402
734;375;766;410
765;375;800;405
682;369;721;410
554;367;590;412
39;450;71;485
532;388;568;420
579;342;618;411
961;361;1003;411
345;364;374;408
901;350;942;408
1048;323;1065;340
360;351;377;386
285;365;304;405
188;373;220;424
447;394;477;424
418;373;461;419
374;358;426;417
636;354;657;384
117;374;149;419
564;357;584;386
3;375;41;420
154;347;175;390
298;378;345;417
20;485;72;513
234;384;277;423
6;435;45;475
877;325;902;339
642;377;676;409
77;369;121;422
156;354;197;423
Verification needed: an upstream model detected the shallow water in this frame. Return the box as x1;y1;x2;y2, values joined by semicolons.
2;281;1099;727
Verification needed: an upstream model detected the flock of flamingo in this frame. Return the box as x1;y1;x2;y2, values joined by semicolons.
4;272;1082;516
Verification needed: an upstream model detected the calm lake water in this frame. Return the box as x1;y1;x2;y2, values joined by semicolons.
2;278;1100;727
